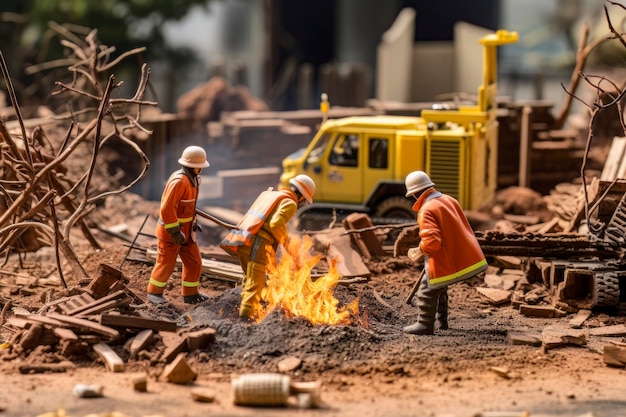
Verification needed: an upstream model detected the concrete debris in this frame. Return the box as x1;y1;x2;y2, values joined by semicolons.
476;287;512;306
72;383;104;398
132;373;148;392
507;332;542;347
190;387;216;402
2;264;215;375
542;326;587;350
603;342;626;367
162;353;197;384
569;309;593;328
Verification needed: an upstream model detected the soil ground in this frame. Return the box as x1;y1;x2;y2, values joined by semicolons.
2;195;626;417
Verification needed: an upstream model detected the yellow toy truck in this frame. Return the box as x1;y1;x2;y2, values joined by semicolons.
279;30;518;230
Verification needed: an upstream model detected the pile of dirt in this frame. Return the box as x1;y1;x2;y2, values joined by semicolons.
0;189;511;378
3;192;626;416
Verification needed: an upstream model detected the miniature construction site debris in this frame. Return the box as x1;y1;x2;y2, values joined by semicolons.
232;373;321;408
603;342;626;367
132;373;148;392
72;384;104;398
190;387;216;402
163;353;197;384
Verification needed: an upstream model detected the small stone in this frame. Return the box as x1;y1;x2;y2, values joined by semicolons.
72;384;104;398
277;356;302;372
190;387;216;402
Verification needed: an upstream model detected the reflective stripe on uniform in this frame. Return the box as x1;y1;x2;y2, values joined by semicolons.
182;280;199;288
429;259;488;287
163;221;180;229
220;189;293;251
149;277;167;288
179;217;193;223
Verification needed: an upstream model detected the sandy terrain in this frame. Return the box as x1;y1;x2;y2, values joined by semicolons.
1;194;626;417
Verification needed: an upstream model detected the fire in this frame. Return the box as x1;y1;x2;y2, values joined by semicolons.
257;235;359;324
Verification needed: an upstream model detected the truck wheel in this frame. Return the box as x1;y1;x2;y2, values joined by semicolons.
595;271;620;307
375;196;414;220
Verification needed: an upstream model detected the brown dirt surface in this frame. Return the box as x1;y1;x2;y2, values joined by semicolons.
2;193;626;417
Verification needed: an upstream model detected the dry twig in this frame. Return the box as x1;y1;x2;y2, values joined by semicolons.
0;25;154;282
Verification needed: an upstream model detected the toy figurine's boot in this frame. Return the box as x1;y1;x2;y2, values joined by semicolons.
403;274;444;335
436;290;449;330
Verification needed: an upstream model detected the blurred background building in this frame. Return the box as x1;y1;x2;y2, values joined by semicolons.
0;0;615;113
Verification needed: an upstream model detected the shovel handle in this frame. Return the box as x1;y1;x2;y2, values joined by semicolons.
405;268;426;305
196;209;237;230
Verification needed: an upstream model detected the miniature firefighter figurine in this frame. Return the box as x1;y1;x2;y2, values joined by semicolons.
220;174;316;320
403;171;487;335
147;146;211;305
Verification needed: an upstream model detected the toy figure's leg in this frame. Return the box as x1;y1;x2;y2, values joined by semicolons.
436;288;449;330
179;242;203;296
147;240;179;303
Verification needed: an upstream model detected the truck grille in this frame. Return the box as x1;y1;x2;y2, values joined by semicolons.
428;140;462;201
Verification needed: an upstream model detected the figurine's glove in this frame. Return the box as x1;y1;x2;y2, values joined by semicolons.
407;246;424;263
193;221;203;233
168;225;186;245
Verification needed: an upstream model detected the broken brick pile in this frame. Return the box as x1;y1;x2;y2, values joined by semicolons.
1;263;215;382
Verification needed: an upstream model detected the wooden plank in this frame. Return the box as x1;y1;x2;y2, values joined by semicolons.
75;296;132;317
4;317;29;329
100;313;177;332
25;314;66;328
588;324;626;337
129;329;154;359
602;137;626;180
66;290;127;316
145;249;243;282
46;312;120;340
93;342;124;372
53;327;79;341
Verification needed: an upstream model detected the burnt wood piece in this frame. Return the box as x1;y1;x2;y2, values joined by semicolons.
342;213;385;259
88;264;127;299
475;231;619;259
99;313;177;332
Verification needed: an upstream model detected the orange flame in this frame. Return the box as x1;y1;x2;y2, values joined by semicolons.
257;235;358;325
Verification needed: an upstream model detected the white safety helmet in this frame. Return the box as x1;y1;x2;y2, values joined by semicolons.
405;171;435;197
289;174;316;203
178;146;210;169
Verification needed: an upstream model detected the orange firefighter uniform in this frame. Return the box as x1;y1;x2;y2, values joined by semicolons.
403;185;487;335
220;188;298;319
414;187;487;289
147;170;203;298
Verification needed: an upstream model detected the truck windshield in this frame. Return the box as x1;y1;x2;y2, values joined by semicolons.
306;132;332;165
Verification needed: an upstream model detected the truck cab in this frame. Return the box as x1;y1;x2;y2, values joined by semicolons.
279;30;518;230
280;116;428;228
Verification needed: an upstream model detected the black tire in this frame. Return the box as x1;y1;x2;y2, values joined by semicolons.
595;271;620;307
374;196;415;220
